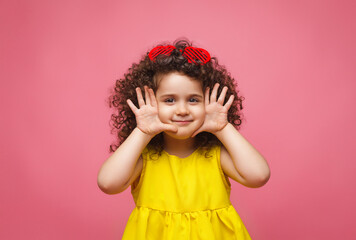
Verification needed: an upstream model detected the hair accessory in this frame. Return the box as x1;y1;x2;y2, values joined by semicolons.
148;45;211;65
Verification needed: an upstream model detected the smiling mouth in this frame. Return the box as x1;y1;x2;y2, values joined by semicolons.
173;120;193;125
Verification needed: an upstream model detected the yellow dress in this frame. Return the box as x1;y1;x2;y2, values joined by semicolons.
122;145;251;240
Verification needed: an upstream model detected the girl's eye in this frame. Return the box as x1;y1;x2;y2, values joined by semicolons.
163;98;199;103
164;98;174;103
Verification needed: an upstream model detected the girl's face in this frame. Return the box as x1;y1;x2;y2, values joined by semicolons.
155;72;205;139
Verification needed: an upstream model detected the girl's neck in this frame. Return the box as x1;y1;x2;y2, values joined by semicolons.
163;134;197;158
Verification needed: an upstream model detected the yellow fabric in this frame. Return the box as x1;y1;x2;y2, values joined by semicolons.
122;145;251;240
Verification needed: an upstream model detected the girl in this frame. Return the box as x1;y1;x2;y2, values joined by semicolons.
98;39;270;239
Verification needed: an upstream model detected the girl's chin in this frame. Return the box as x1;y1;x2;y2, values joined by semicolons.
163;130;195;140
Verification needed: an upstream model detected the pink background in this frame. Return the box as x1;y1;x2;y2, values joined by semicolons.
1;0;355;239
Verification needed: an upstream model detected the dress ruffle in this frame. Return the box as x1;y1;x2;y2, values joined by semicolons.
122;205;251;240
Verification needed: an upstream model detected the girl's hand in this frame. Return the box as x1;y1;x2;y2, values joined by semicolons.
191;83;234;137
127;86;178;137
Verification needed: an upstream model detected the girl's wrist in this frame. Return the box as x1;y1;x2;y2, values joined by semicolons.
134;127;155;140
213;123;233;138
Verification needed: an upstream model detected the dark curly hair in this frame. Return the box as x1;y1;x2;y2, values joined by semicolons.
108;38;245;155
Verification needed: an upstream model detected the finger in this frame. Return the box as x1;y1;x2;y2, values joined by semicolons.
204;87;210;105
144;86;151;106
210;83;220;103
224;95;235;110
148;88;157;108
136;87;145;107
217;86;228;105
126;99;138;114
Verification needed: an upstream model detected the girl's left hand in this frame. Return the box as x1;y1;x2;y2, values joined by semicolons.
191;83;234;137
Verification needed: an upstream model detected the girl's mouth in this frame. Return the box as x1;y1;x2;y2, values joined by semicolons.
173;120;193;125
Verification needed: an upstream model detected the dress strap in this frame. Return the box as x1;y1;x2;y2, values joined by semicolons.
215;145;232;191
130;147;148;194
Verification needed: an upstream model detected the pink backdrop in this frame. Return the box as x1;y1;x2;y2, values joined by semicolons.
1;0;355;239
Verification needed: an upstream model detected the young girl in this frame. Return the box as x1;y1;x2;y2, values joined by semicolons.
98;39;270;239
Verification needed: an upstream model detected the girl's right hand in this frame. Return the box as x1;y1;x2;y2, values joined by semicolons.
127;86;178;137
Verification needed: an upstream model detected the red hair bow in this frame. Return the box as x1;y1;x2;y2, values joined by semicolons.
148;45;211;65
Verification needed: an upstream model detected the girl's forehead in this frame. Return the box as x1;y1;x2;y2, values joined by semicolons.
155;72;203;93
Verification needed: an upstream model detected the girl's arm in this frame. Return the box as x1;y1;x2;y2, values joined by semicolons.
216;124;270;188
191;83;270;188
97;128;152;194
98;86;177;195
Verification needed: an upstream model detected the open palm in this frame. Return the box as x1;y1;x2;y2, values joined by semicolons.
127;86;177;137
192;83;234;137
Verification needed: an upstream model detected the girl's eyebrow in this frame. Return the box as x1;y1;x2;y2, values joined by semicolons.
159;93;203;99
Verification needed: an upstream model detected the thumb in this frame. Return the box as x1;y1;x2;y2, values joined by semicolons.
162;123;178;133
191;126;204;138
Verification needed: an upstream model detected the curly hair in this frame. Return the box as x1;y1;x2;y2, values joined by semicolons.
108;38;245;155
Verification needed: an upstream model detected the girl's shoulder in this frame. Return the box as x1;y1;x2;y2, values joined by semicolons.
141;145;163;161
197;144;221;159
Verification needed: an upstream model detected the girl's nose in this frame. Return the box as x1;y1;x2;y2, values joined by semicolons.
176;102;189;115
